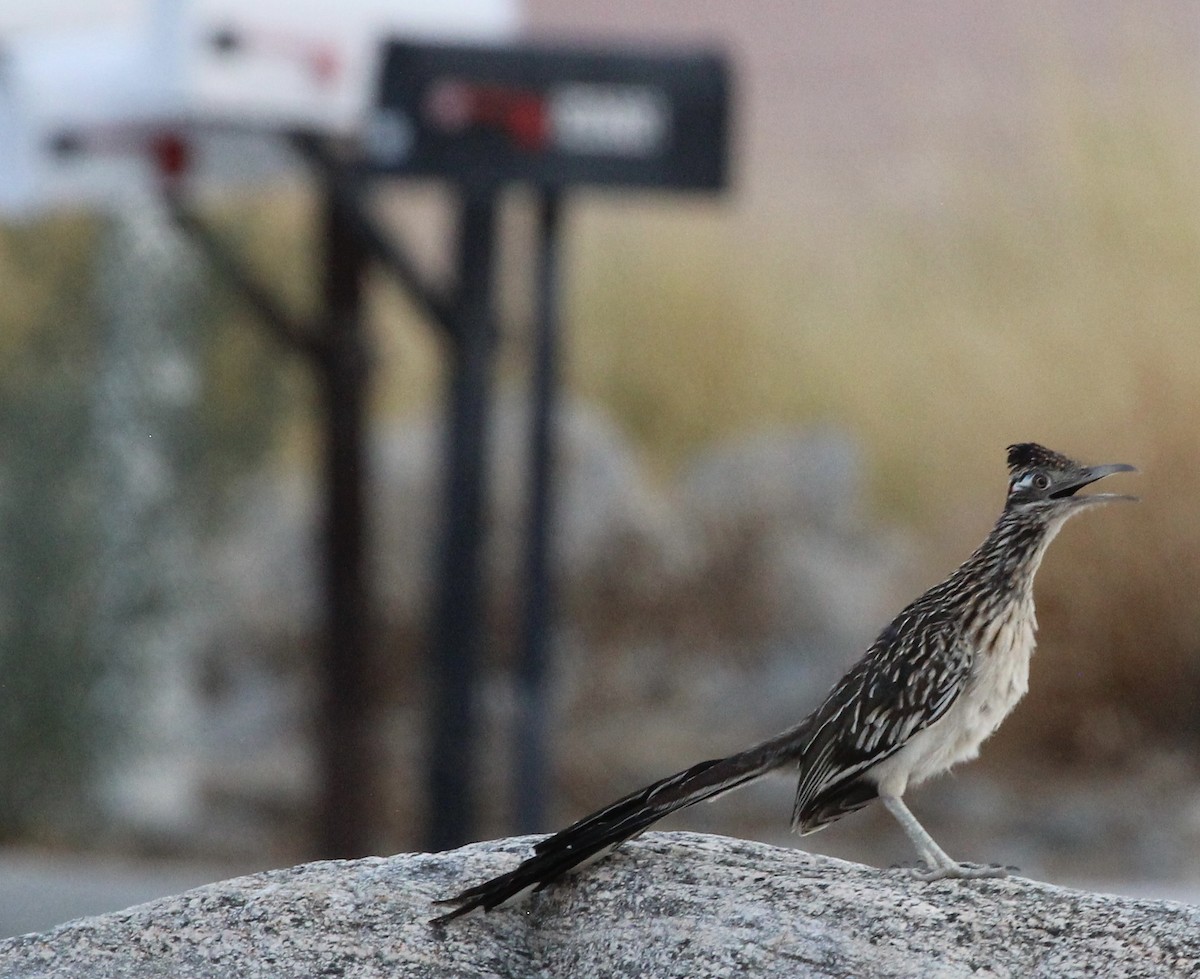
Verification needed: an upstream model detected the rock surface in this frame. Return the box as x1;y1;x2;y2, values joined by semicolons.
3;832;1197;979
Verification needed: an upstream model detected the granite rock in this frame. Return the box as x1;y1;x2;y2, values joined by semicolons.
4;832;1197;979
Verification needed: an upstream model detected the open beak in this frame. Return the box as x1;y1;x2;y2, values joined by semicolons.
1052;463;1139;506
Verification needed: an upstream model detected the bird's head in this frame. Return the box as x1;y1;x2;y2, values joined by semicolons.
1004;442;1138;514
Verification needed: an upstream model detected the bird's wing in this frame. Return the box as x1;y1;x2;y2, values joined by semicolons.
791;611;972;829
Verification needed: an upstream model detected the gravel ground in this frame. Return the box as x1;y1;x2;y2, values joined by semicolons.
0;850;265;940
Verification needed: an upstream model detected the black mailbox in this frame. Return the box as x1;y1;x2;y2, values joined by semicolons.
367;40;730;191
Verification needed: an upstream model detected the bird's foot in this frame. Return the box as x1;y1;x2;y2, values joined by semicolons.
910;861;1009;881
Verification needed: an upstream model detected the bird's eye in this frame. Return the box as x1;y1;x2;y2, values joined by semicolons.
1033;472;1051;491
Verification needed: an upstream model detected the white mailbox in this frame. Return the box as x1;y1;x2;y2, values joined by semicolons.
0;0;519;219
164;0;517;135
0;26;177;218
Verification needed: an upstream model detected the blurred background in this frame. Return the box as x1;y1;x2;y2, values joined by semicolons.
4;0;1200;938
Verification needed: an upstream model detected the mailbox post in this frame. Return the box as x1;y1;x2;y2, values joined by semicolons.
366;40;729;848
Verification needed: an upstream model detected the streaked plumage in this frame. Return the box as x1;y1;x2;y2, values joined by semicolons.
432;443;1136;924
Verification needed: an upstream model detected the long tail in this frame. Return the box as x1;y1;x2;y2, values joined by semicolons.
430;741;792;925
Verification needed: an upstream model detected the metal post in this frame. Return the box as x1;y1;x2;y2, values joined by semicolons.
514;191;563;832
315;165;373;858
426;187;500;851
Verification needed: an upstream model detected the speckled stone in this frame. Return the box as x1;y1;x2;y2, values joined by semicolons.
2;832;1197;978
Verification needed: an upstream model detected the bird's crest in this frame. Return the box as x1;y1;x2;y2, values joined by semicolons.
1006;442;1075;475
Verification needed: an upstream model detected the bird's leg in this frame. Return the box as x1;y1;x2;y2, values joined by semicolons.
880;793;1007;881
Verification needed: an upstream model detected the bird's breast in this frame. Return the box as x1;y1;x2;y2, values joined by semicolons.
870;598;1037;795
962;599;1037;735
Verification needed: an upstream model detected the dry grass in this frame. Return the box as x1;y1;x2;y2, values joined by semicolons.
6;47;1200;787
549;74;1200;764
199;61;1200;769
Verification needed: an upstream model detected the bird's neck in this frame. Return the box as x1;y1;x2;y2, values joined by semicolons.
944;509;1067;612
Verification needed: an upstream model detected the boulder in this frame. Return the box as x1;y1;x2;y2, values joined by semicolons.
4;832;1197;978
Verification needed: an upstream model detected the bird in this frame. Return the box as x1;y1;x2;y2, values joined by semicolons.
431;442;1136;925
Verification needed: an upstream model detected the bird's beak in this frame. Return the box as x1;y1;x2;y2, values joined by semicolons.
1052;463;1139;506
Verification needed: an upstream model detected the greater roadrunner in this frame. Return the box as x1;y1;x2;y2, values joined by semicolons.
432;443;1136;924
